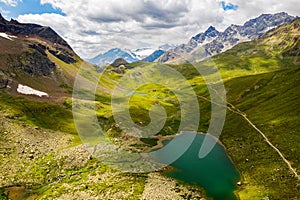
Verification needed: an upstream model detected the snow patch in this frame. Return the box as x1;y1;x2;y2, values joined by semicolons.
131;48;155;60
0;32;17;41
17;84;49;97
264;26;277;32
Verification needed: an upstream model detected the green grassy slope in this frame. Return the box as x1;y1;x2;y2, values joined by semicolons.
0;91;76;134
221;66;300;199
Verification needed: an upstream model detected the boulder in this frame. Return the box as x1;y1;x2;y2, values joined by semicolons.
0;78;8;88
0;72;8;88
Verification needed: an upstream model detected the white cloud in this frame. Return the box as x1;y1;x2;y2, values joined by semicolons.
17;0;300;58
0;0;21;6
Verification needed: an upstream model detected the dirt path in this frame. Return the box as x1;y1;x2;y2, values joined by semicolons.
226;102;300;181
197;94;300;181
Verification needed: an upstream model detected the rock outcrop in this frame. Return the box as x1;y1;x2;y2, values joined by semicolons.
7;50;56;76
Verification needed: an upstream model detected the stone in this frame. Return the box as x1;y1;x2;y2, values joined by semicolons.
10;73;16;77
174;188;181;193
0;77;8;89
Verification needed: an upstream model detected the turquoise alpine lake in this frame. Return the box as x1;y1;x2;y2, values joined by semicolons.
157;133;240;199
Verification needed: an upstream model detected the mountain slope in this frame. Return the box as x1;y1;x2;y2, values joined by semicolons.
212;18;300;80
0;14;102;103
161;12;296;63
143;50;165;62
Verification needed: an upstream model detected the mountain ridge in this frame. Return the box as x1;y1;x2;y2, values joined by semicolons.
0;13;72;52
160;12;296;63
88;48;139;66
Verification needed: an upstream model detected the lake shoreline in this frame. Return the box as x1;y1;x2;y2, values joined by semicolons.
150;132;241;200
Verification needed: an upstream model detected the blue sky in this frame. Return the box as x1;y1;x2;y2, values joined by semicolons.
0;0;64;19
221;1;238;11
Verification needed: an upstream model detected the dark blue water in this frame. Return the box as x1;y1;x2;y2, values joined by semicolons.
160;134;240;200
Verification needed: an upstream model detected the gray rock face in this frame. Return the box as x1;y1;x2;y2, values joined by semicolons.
161;12;296;62
0;71;8;88
0;77;8;88
7;51;56;76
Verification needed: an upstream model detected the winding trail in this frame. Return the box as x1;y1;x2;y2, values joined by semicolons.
197;94;300;181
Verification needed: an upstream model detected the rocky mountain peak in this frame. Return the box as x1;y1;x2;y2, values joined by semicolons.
204;26;219;37
88;48;139;66
10;18;21;25
223;24;239;36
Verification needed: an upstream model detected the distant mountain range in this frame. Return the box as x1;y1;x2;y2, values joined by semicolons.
88;12;296;66
143;50;165;62
160;12;296;63
88;44;176;66
88;48;139;66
